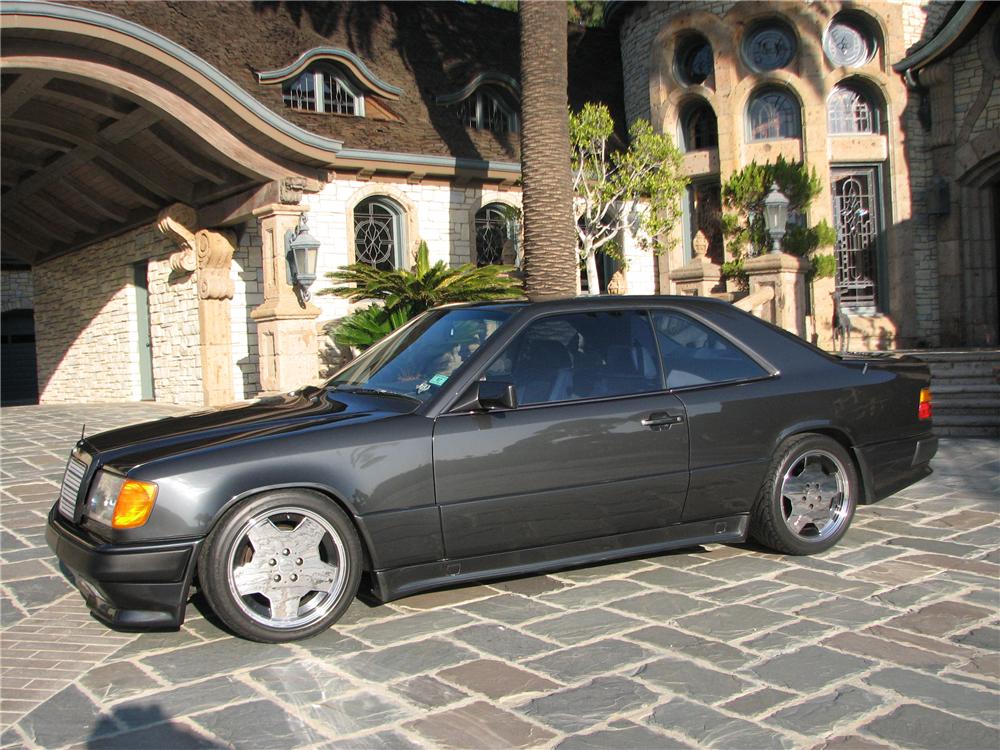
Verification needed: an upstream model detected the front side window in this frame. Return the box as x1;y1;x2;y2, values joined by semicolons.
354;198;404;270
331;308;514;402
652;310;766;388
748;88;800;141
485;310;662;405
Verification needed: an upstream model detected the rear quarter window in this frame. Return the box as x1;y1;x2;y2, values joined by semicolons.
651;310;767;388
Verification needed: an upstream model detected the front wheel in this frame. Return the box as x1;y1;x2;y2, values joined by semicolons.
750;434;858;555
199;490;361;642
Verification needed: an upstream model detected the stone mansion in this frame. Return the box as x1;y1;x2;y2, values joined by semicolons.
1;1;997;407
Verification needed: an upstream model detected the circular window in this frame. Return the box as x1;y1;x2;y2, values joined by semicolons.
675;35;714;86
743;22;797;71
824;15;876;67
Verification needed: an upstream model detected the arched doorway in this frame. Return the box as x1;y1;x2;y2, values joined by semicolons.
958;153;1000;346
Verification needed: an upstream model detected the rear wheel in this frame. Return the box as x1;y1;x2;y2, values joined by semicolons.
750;434;857;555
199;490;361;642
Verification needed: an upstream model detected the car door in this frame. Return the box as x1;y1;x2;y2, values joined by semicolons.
432;309;689;559
648;308;779;523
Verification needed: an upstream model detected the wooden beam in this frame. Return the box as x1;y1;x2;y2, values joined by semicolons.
1;153;48;172
1;227;46;263
61;178;130;223
0;72;51;117
86;162;160;209
33;193;101;234
142;126;227;185
9;206;75;244
36;88;134;121
0;130;74;153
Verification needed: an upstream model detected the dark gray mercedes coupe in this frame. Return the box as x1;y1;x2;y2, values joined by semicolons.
47;297;937;642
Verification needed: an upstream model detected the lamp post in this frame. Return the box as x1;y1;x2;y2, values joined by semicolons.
285;215;320;300
763;182;790;254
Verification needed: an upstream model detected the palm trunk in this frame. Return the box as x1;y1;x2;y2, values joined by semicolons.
519;0;577;301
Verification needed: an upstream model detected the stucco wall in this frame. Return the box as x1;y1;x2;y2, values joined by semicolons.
33;225;203;405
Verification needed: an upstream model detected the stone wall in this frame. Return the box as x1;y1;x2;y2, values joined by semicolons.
303;178;658;327
33;225;203;405
1;269;33;313
618;0;958;349
231;221;264;400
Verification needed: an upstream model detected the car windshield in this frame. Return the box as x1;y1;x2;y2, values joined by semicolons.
328;307;515;402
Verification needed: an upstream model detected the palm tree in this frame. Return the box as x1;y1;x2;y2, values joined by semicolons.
519;0;578;300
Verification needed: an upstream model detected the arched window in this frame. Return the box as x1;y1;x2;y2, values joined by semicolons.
354;198;405;270
675;35;714;86
456;89;518;134
680;100;718;151
747;88;800;141
475;204;518;266
282;67;363;116
828;84;880;135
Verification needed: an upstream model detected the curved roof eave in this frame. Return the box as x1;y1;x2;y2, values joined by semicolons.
0;1;345;155
435;72;522;106
2;1;525;181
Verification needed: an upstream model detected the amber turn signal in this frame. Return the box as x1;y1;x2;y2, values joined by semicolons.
918;387;933;421
112;479;158;529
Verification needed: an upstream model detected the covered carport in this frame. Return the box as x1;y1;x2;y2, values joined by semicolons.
1;1;339;406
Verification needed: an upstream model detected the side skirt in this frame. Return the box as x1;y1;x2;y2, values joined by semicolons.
369;514;749;602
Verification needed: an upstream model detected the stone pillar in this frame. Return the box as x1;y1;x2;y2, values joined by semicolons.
157;204;235;407
743;252;810;338
250;203;321;393
669;231;722;296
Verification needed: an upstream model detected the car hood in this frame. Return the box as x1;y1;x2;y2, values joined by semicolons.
80;386;421;472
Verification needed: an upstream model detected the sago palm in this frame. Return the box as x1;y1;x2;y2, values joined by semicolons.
320;241;522;349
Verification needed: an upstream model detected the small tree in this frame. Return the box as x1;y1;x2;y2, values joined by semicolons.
570;103;686;294
720;156;836;287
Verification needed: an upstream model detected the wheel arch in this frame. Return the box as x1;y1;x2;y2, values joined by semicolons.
772;423;871;504
193;483;377;580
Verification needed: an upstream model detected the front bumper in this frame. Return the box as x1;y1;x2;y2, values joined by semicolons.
46;507;200;630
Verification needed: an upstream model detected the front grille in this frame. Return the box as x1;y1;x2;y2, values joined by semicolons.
58;455;88;520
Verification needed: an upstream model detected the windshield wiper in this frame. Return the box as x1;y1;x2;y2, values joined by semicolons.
330;384;419;402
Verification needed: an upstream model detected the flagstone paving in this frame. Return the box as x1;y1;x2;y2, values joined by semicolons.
1;404;997;749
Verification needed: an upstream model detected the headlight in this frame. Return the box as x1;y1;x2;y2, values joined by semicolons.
86;471;158;529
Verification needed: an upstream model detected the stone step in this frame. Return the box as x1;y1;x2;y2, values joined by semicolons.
933;414;1000;427
935;425;1000;438
934;404;1000;416
931;383;1000;401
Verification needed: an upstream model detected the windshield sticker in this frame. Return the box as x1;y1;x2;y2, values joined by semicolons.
429;374;449;386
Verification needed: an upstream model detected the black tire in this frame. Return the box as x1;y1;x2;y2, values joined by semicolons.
750;433;858;555
199;490;361;642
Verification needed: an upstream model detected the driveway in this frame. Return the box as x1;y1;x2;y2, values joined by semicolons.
1;403;998;749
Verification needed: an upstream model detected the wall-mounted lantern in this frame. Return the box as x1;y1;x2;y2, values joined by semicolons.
285;214;320;300
763;182;790;254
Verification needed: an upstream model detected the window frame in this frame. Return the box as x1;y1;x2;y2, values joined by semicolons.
457;89;519;134
352;197;406;270
746;87;801;142
475;203;517;266
282;66;365;116
827;83;881;135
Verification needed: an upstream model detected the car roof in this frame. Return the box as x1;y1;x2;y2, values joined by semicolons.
450;295;732;313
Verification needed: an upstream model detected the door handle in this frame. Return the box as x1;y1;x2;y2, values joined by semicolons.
641;412;684;429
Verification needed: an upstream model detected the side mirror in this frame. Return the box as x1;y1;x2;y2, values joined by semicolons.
451;380;518;413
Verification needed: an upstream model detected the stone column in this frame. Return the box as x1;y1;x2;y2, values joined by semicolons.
157;204;235;407
669;231;722;297
743;252;810;338
250;203;321;393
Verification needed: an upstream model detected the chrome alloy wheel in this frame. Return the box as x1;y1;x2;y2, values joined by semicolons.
226;506;348;629
778;449;851;542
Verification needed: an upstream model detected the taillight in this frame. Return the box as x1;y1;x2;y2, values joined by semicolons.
918;387;932;420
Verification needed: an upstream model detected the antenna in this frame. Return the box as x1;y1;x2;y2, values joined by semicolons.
80;423;86;441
